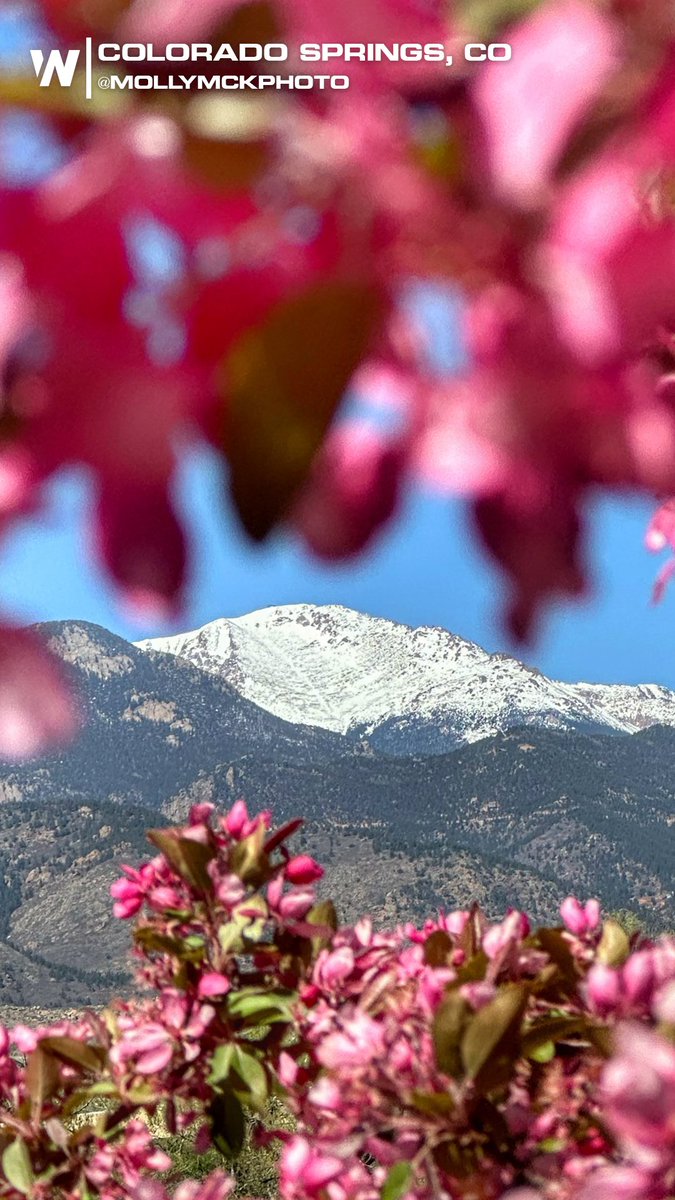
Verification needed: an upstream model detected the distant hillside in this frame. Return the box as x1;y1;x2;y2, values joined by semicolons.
0;616;673;1006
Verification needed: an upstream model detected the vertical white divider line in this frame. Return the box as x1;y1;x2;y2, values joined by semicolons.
85;37;93;101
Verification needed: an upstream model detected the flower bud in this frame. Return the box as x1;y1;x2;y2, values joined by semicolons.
279;889;316;921
285;855;324;885
198;973;231;998
586;963;622;1016
224;799;249;838
560;896;588;936
622;950;655;1009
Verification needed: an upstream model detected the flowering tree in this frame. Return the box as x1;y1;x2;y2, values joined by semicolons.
2;0;675;753
2;799;675;1200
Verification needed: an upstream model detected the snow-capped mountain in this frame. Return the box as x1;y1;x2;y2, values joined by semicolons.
137;604;675;754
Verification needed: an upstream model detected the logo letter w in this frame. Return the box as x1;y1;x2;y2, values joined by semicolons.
30;48;81;88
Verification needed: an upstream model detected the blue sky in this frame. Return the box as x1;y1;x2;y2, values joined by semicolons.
1;452;673;689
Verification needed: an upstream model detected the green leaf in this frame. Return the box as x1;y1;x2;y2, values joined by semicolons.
306;900;339;952
528;1041;555;1064
539;1136;566;1153
134;928;184;956
222;280;382;540
85;1080;120;1096
457;0;540;38
461;984;528;1093
410;1090;454;1116
233;894;270;945
597;920;630;967
432;991;468;1077
520;1016;588;1059
381;1162;412;1200
229;826;267;885
229;1046;268;1112
2;1139;34;1196
219;920;246;955
227;989;295;1025
536;928;580;984
147;829;215;890
209;1043;236;1087
210;1091;246;1158
454;950;490;986
586;1024;614;1058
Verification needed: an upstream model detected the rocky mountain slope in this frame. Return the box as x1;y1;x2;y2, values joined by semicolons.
0;612;673;1007
139;605;675;754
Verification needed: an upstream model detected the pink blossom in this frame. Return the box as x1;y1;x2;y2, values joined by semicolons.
198;973;231;998
0;627;80;760
189;802;216;826
214;873;246;908
653;980;675;1024
285;856;324;885
294;423;404;560
602;1024;675;1151
315;947;355;992
317;1011;386;1070
174;1172;235;1200
279;889;317;922
281;1137;343;1198
586;964;622;1018
622;952;656;1009
110;1023;174;1076
483;910;528;960
472;0;622;210
578;1166;662;1200
561;897;601;937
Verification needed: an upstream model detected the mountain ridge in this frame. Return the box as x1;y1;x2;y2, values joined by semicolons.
137;603;675;754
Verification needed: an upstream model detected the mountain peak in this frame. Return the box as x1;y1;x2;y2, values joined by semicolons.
136;604;675;752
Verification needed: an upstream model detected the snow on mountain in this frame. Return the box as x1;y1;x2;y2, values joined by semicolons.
136;604;675;753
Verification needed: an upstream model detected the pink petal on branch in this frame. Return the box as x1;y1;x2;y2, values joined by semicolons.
0;626;79;760
224;798;249;838
285;855;324;885
602;1024;675;1150
547;153;675;365
652;557;675;604
94;480;187;620
646;500;675;553
646;501;675;602
561;896;590;936
586;964;622;1018
198;973;231;998
281;1137;343;1196
472;475;585;642
472;0;622;209
578;1167;658;1200
293;423;404;560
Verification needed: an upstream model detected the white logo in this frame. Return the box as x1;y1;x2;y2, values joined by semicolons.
30;48;81;88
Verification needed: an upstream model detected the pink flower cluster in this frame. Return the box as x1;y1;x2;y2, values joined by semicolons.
279;896;675;1200
5;2;675;754
5;801;675;1200
0;799;325;1200
0;1009;233;1200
